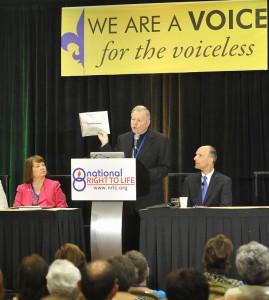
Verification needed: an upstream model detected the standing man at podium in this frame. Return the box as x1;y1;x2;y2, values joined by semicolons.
98;105;170;211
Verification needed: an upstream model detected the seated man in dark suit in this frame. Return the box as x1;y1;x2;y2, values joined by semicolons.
182;145;232;207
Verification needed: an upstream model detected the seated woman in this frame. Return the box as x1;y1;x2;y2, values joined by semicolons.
13;155;68;208
203;234;243;299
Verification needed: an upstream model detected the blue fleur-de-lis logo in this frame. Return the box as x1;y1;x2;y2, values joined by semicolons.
61;10;84;67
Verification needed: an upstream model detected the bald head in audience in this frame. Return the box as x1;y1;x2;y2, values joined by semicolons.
79;260;118;300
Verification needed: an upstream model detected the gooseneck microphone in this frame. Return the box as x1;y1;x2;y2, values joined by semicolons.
133;134;140;158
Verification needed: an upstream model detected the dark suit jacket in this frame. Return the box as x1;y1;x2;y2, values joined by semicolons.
182;171;232;207
102;129;170;210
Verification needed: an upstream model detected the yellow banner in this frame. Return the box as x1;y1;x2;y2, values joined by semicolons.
61;0;267;76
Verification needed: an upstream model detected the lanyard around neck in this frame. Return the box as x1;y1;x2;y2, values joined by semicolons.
32;185;40;199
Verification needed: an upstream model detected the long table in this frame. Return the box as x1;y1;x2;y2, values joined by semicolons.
0;208;85;290
139;207;269;290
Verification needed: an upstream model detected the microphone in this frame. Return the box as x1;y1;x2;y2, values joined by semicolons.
134;134;140;149
201;178;205;189
133;134;140;157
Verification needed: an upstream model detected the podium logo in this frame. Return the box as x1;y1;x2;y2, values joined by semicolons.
72;168;86;192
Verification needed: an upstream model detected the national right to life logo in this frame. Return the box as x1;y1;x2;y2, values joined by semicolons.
72;168;86;192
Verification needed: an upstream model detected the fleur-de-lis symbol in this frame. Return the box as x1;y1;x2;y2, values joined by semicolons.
61;10;84;67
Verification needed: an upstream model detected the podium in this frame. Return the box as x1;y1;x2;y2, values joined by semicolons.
71;158;148;260
91;201;123;259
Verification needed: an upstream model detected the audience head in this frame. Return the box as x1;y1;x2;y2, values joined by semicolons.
107;255;137;291
46;259;81;300
18;253;49;300
235;241;269;285
24;155;47;183
79;260;118;300
125;250;149;284
54;243;87;272
0;269;4;300
166;268;209;300
203;234;234;275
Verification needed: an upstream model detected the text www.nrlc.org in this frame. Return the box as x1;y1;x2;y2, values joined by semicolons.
93;186;128;191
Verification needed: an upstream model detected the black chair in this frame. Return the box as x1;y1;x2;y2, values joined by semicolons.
254;171;269;205
168;172;194;201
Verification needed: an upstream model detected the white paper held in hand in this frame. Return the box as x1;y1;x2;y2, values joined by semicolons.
79;111;110;137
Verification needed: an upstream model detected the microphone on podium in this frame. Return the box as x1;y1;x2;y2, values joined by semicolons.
133;134;140;157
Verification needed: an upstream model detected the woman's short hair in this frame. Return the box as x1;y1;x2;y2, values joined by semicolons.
203;234;233;274
24;155;46;183
54;243;87;272
236;241;269;285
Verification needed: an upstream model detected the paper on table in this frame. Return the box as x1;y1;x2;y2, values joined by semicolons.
79;111;110;137
17;206;42;210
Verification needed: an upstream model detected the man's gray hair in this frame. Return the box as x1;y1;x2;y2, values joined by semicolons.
131;105;150;121
207;146;217;163
125;250;148;284
46;259;81;300
236;241;269;285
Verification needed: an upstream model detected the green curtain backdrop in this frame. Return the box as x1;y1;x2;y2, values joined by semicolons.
0;1;269;206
